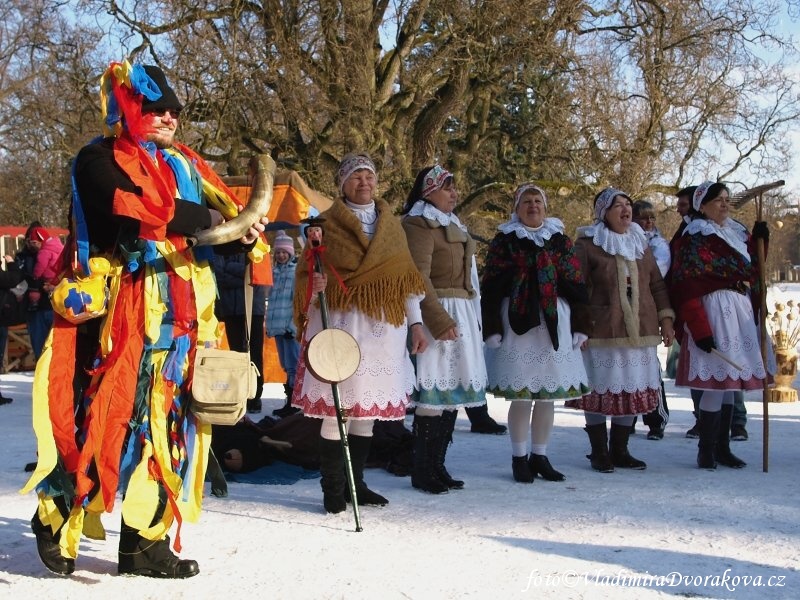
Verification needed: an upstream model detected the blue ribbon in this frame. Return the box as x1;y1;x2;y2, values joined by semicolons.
130;64;162;102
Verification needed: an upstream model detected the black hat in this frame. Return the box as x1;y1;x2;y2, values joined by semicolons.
141;65;183;113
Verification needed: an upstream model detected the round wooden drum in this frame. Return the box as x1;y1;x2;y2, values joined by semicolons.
304;328;361;384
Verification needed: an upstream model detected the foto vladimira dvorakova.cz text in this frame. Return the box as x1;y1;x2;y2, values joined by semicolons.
521;568;787;592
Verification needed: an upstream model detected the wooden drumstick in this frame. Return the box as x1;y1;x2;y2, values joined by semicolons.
711;348;744;372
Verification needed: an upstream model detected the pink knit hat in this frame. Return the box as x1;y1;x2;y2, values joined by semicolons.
273;230;295;256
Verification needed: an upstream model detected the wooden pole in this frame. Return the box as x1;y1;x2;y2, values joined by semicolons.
756;193;769;473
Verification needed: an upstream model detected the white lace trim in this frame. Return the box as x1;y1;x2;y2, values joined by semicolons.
407;200;468;232
683;218;750;262
576;221;648;260
497;217;564;247
583;347;662;394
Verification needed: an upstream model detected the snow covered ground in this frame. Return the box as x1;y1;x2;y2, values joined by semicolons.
1;362;798;599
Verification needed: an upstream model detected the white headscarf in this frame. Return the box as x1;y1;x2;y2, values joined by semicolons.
692;181;714;212
594;187;628;223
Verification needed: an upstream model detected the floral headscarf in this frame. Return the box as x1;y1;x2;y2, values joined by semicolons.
421;165;453;198
337;154;376;193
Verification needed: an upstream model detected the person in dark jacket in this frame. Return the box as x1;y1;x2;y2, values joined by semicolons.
15;221;55;360
213;252;268;413
0;254;24;404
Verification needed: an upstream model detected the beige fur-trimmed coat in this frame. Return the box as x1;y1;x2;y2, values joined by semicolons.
574;238;674;348
402;215;477;339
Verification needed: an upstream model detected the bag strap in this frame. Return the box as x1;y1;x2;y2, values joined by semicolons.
243;265;252;354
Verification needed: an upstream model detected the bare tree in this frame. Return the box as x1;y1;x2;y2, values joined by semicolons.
0;1;105;226
0;0;797;250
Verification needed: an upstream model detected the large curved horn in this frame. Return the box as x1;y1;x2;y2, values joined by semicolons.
188;154;276;247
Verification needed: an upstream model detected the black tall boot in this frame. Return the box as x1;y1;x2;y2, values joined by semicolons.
31;497;74;575
465;404;507;434
345;434;389;506
716;404;746;468
584;422;614;472
609;423;647;469
696;409;720;470
433;410;464;489
318;438;347;514
118;519;199;578
273;383;300;418
411;415;449;494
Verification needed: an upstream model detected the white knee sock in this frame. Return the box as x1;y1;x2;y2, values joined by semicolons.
508;400;532;456
320;417;375;440
699;390;725;412
531;402;554;456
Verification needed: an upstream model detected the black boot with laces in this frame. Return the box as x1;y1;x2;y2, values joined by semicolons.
118;522;199;578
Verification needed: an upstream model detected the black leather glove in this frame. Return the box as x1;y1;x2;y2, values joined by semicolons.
695;336;716;353
752;221;769;242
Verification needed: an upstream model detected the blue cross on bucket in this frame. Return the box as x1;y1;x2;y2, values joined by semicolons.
64;286;91;316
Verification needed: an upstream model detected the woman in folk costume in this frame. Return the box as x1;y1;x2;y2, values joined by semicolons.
400;165;487;494
22;61;267;578
565;187;675;472
293;153;427;514
669;181;772;470
481;184;590;484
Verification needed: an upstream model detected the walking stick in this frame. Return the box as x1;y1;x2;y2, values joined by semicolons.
732;180;785;473
302;218;363;531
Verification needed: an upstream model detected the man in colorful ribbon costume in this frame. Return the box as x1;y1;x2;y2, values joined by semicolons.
22;61;267;578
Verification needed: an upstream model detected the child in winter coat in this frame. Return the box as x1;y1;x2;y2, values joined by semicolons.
27;227;64;310
267;230;301;417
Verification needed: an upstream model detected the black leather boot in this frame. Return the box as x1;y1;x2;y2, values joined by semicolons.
696;409;720;470
411;415;449;494
433;410;464;489
584;422;614;472
345;434;389;506
609;423;647;469
465;404;507;434
512;455;534;483
528;454;566;481
318;438;347;513
31;509;75;575
273;384;300;418
118;520;199;578
716;404;746;468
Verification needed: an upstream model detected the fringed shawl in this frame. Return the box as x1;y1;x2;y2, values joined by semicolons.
295;199;425;333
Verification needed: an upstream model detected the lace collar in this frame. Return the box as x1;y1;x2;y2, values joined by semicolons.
407;200;467;232
576;221;649;260
684;217;750;262
497;217;564;247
